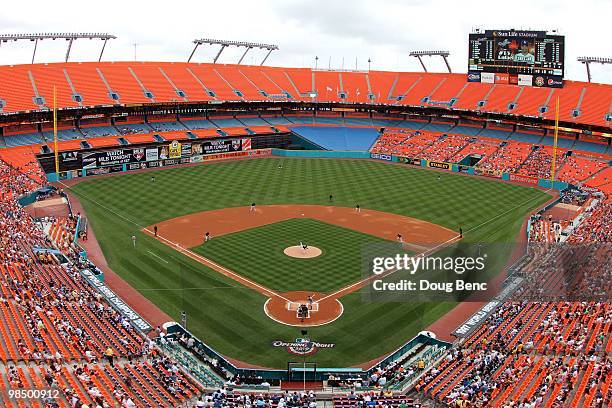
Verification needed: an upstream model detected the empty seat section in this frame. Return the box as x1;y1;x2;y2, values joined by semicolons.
544;82;583;123
189;65;236;100
390;73;421;102
313;71;341;102
161;63;214;101
238;66;285;97
29;64;79;108
367;71;396;102
130;64;181;102
98;64;148;103
426;75;467;104
453;82;492;111
285;68;312;97
213;65;263;100
259;67;303;99
401;75;443;106
342;71;369;103
65;63;116;106
577;84;611;127
481;85;520;113
0;65;39;112
512;86;551;116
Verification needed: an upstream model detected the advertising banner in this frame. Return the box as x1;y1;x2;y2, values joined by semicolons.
532;75;564;88
428;161;451;170
509;173;539;185
494;73;509;84
146;148;159;162
481;72;495;84
169;140;182;159
475;167;502;179
518;74;533;87
181;143;192;158
467;72;481;82
370;153;392;161
397;156;421;166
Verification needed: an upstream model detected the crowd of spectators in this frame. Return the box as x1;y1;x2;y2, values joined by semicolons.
0;153;205;407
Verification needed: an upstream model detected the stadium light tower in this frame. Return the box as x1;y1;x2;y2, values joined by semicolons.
409;50;452;73
577;56;612;82
0;33;116;63
188;38;279;65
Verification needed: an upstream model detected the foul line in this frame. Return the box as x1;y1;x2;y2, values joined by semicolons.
318;191;552;302
147;250;169;264
60;181;290;303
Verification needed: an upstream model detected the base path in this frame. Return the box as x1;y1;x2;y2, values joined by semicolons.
149;205;457;248
145;205;458;327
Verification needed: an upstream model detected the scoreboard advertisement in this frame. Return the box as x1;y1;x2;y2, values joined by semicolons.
468;30;564;88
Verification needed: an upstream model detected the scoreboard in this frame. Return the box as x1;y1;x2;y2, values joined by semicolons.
468;30;564;88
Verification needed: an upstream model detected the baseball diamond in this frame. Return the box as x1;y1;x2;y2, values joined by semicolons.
66;157;551;367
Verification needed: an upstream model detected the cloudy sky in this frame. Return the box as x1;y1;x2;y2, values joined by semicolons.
1;0;610;83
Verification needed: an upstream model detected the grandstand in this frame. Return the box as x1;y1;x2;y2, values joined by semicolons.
0;20;610;408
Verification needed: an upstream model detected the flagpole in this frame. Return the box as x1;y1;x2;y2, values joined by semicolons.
53;85;59;176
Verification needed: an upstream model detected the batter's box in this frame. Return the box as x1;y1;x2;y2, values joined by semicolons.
287;301;319;313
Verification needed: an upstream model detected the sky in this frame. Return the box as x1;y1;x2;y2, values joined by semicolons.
0;0;610;83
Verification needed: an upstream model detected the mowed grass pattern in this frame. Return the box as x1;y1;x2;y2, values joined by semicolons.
69;158;551;367
194;218;392;293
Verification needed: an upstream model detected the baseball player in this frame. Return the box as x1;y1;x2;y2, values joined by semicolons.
153;225;158;237
250;202;256;213
204;232;211;242
131;235;137;247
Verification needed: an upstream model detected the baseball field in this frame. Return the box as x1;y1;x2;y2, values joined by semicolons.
67;157;551;368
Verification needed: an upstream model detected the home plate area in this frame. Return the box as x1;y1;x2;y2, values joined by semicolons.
264;291;344;327
288;300;319;320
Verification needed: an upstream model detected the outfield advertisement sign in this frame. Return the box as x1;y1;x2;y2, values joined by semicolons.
370;153;393;161
509;173;539;185
80;269;152;332
428;161;451;170
397;156;421;166
63;138;252;172
475;167;502;179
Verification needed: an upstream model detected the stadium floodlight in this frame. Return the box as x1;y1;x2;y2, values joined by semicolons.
409;50;452;73
0;33;116;63
577;56;612;82
188;38;279;65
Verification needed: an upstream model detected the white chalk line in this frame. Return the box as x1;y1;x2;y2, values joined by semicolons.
60;181;290;303
147;250;169;264
318;190;552;302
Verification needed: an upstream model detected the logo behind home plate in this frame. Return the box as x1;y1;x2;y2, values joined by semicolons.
271;338;335;356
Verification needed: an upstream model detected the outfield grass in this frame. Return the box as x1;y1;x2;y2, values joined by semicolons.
193;218;395;293
69;158;551;367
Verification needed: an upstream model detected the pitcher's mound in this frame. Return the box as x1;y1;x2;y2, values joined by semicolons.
284;246;322;258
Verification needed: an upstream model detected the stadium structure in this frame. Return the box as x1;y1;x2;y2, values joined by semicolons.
0;29;610;408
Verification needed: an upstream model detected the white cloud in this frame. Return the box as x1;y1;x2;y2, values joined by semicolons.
0;0;610;83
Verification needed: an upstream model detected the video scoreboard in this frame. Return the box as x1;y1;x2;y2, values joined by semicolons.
468;30;565;88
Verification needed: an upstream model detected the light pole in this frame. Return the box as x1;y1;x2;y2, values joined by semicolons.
315;56;318;70
368;58;371;71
